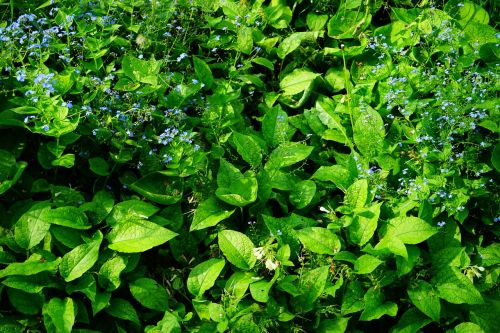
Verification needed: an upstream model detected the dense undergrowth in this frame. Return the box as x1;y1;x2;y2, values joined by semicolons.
0;0;499;332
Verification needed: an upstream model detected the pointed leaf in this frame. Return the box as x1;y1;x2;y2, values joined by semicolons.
107;218;177;253
218;230;256;270
187;258;225;298
59;231;103;282
190;197;235;231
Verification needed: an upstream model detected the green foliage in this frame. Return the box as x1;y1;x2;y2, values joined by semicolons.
0;0;498;332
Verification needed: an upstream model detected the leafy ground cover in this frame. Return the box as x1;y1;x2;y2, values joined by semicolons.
0;0;499;332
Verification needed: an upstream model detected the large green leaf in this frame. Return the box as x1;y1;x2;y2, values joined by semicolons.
434;267;484;304
130;173;183;205
359;288;398;321
187;258;226;298
385;216;438;244
353;107;385;159
42;297;76;333
60;231;103;282
193;56;214;88
312;165;354;191
40;206;91;230
107;217;178;253
262;106;291;147
14;204;51;250
354;254;383;274
98;255;128;291
129;278;169;311
2;273;58;294
145;311;181;333
190;197;235;231
232;132;262;167
218;230;256;270
265;142;313;170
215;159;258;207
279;69;320;96
237;26;253;54
0;254;61;279
122;55;161;85
105;297;140;325
348;203;381;246
295;227;341;255
328;10;371;39
293;266;329;313
289;180;316;209
344;179;369;210
277;31;320;59
407;280;441;322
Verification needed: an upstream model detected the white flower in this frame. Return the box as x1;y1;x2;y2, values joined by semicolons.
265;259;278;271
253;247;265;260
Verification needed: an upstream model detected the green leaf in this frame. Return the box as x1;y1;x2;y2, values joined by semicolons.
193;56;214;88
7;288;43;315
265;142;313;170
14;205;51;250
385;216;438;245
353;107;385;159
360;288;398;321
237;27;253;54
306;12;329;31
122;55;161;85
317;317;350;333
145;311;181;333
250;279;273;303
327;10;371;39
107;217;178;253
2;273;58;294
390;308;432;333
325;68;348;92
344;179;369;210
187;258;225;298
453;322;485;333
218;230;256;270
293;266;329;313
0;254;61;279
105;298;140;325
43;298;76;333
280;69;320;96
348;203;381;246
434;267;484;304
98;255;128;291
129;278;169;311
66;273;96;302
354;254;383;274
312;165;353;191
232;132;262;167
59;231;103;282
341;280;365;315
215;159;258;207
107;199;159;226
92;291;111;316
89;157;110;176
40;206;91;230
262;106;290;147
190;197;235;231
289;180;316;209
130;173;183;205
296;227;341;255
445;0;489;26
277;32;320;59
407;280;441;322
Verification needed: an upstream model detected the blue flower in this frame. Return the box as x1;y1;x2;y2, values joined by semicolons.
16;70;27;82
41;124;50;131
